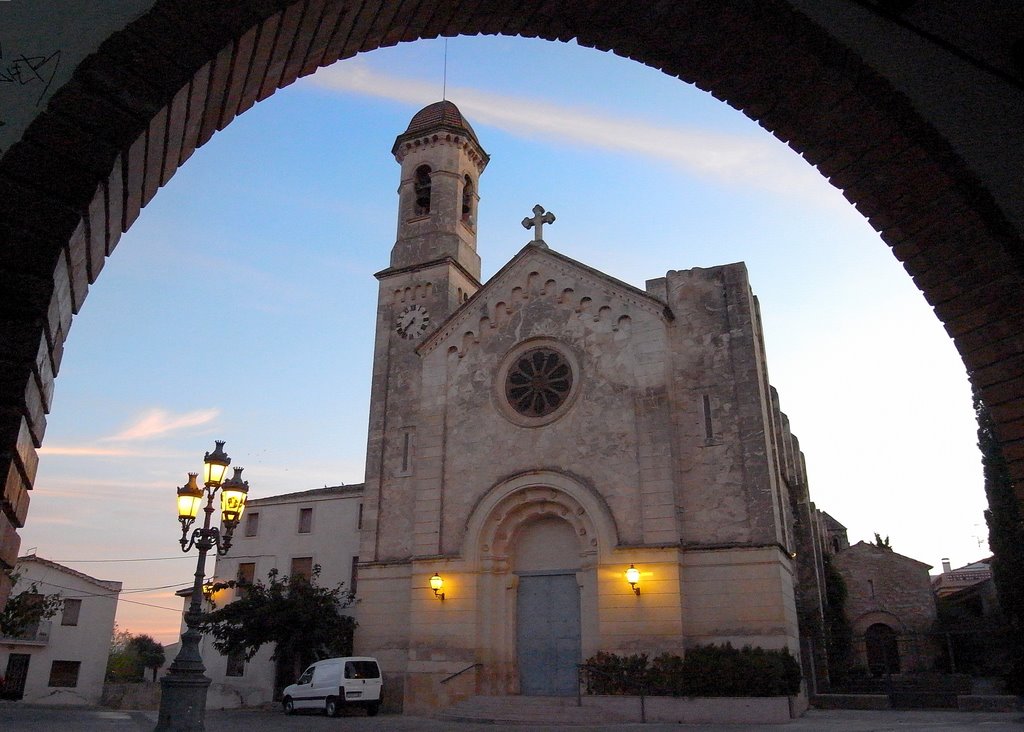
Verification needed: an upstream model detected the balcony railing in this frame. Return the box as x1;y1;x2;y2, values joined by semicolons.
0;620;51;645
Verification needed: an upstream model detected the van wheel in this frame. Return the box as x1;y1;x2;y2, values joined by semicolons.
283;697;295;715
326;697;340;717
367;701;380;717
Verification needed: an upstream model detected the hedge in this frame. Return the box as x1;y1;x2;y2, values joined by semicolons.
581;644;802;697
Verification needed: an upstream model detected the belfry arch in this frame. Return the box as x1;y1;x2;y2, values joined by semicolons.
1;2;1023;607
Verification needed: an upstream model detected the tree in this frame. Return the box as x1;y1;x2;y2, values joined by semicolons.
106;627;167;682
0;573;62;638
197;566;356;688
106;624;143;682
822;555;853;687
872;533;892;550
975;388;1024;693
129;634;166;682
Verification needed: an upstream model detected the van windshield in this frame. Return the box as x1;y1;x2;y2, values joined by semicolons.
344;661;380;679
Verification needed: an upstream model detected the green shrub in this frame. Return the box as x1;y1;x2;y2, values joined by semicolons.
582;651;648;695
581;644;802;697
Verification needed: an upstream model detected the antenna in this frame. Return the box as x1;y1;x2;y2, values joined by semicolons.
442;38;448;101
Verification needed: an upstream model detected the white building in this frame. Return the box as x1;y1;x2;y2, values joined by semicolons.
189;485;362;708
0;555;121;705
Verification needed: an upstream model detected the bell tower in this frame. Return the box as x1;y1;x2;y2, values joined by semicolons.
389;100;489;281
361;101;490;568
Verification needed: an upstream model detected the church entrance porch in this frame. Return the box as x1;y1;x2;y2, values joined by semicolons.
516;572;581;696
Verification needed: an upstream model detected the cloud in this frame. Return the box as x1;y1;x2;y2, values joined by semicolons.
306;64;838;205
38;445;139;457
102;408;220;442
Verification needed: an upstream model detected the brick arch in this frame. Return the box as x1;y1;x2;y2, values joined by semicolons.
2;1;1023;598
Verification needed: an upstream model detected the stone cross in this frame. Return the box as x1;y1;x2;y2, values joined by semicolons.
522;204;556;245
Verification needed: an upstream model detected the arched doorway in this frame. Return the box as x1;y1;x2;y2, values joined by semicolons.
513;516;582;696
466;473;612;699
864;623;901;677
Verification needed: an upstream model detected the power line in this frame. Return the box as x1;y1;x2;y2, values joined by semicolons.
48;556;195;563
21;577;201;613
113;597;184;613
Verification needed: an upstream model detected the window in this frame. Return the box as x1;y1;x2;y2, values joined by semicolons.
505;347;573;418
496;340;581;428
344;660;379;679
298;507;313;534
291;557;313;581
413;165;431;215
244;511;259;537
61;598;81;626
349;556;359;596
461;175;475;226
398;428;415;475
702;394;714;441
357;503;363;530
48;660;80;687
225;650;246;677
237;562;255;586
18;593;43;638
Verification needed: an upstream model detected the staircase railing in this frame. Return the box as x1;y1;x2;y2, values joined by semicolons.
576;663;647;723
440;662;483;685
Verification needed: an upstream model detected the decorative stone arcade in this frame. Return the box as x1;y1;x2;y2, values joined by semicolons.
0;2;1022;636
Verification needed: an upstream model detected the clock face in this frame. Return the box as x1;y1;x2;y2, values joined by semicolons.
395;304;431;339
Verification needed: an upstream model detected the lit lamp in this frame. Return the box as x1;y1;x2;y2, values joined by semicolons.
625;564;641;596
176;474;203;534
220;467;249;531
202;439;231;487
430;572;445;601
157;440;252;732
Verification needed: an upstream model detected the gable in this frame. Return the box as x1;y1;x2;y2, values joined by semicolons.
419;244;669;359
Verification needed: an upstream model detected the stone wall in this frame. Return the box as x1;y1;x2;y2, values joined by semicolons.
833;541;939;672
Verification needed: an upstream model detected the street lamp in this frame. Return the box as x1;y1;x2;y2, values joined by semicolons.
156;440;249;732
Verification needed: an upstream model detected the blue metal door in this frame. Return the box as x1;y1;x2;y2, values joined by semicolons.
517;573;581;696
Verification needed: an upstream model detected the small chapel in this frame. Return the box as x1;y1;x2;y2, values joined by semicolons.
350;100;822;712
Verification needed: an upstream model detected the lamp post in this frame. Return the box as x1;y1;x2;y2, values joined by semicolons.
155;440;249;732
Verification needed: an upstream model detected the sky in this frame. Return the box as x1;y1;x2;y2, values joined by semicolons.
18;36;988;645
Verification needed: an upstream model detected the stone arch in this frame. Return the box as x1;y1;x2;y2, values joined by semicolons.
850;609;906;638
2;2;1024;601
464;470;619;570
465;470;615;695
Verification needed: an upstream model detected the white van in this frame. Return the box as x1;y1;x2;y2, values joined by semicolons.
281;656;383;717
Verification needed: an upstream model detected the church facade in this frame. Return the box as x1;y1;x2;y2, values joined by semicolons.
354;101;814;712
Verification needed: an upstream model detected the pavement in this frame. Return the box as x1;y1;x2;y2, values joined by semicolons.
1;704;1023;731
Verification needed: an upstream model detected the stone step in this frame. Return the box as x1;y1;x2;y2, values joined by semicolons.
437;695;641;726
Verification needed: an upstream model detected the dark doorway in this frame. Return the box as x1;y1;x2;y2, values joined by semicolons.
865;623;901;676
2;653;30;700
516;573;581;696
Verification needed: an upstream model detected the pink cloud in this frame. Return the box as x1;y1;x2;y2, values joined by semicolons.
102;408;220;442
38;445;137;457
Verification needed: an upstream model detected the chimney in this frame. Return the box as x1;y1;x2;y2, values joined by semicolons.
941;558;952;573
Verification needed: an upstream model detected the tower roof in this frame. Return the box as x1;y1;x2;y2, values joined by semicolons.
392;100;487;161
405;100;479;141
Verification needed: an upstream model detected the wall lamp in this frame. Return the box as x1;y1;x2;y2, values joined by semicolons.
626;564;641;596
429;572;445;601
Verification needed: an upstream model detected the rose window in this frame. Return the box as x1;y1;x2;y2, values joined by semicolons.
505;348;573;418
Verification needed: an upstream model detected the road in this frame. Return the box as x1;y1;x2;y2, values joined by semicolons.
0;704;1022;731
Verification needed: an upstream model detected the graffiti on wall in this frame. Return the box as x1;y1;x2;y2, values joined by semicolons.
0;41;62;155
